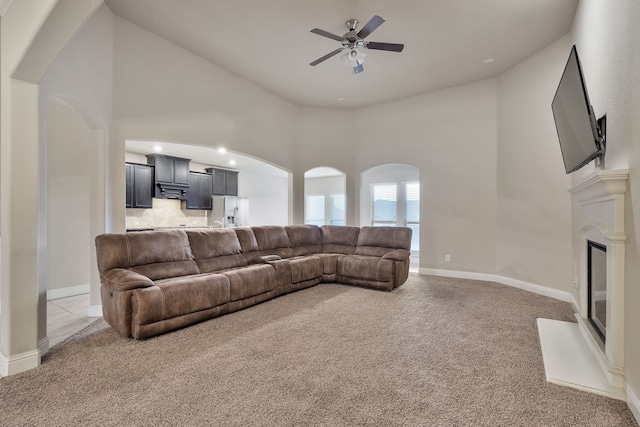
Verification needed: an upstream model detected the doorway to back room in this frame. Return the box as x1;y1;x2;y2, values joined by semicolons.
361;164;420;266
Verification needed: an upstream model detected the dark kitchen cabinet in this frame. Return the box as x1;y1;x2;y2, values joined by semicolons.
185;172;213;210
207;168;238;196
125;163;153;208
146;154;191;199
225;171;238;196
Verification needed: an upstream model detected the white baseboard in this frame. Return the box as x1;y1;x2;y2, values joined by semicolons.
47;284;89;301
0;348;40;377
628;383;640;425
88;304;103;318
419;268;572;302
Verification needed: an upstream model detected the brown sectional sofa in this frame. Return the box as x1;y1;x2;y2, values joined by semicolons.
95;224;412;339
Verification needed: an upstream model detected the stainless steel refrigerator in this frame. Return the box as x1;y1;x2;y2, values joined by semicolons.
209;196;249;228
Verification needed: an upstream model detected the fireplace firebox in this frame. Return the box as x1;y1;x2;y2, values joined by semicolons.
587;240;606;343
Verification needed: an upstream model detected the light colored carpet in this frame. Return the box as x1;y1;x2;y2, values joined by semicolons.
0;274;637;426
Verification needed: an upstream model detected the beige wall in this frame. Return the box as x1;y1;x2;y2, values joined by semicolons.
570;0;640;402
46;101;92;291
112;16;298;171
356;80;498;273
496;36;574;291
39;3;113;314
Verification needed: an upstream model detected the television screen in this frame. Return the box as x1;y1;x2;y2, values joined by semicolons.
551;45;604;174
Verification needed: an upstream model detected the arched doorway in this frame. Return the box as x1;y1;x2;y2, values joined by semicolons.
304;167;346;225
361;164;420;269
45;96;105;349
125;140;290;227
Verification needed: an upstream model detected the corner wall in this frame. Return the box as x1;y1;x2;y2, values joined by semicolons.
355;80;498;274
496;36;574;292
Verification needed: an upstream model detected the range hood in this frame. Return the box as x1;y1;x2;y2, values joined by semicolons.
146;154;191;201
156;182;189;199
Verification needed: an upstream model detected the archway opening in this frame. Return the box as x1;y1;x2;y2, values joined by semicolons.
304;167;346;226
45;96;105;348
125;140;290;228
360;164;420;269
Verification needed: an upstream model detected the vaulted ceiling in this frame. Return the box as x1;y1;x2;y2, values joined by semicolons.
105;0;579;109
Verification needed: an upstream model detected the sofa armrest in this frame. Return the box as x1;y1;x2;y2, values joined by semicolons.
100;268;154;292
382;249;411;261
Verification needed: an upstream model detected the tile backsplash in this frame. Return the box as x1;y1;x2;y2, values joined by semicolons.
126;198;208;229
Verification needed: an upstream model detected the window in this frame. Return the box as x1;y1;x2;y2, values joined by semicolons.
306;194;325;225
371;181;419;251
330;194;346;225
372;184;397;226
405;182;420;252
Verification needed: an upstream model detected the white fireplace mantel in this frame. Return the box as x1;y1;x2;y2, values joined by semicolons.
569;168;628;393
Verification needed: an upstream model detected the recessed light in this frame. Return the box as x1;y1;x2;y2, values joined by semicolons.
218;147;227;154
483;58;494;64
153;145;162;152
229;160;236;166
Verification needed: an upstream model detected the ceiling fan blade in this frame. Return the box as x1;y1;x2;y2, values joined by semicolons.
366;41;404;52
310;28;344;42
310;48;344;66
357;15;385;39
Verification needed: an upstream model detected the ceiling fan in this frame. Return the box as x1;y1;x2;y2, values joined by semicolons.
309;15;404;74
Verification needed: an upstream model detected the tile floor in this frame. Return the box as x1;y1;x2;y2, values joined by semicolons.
47;293;99;348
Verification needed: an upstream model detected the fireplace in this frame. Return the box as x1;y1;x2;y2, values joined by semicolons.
570;169;628;392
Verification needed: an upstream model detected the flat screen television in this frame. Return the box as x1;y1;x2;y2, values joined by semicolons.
551;45;606;174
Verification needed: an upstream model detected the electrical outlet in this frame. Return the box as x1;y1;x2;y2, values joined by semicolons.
445;255;451;262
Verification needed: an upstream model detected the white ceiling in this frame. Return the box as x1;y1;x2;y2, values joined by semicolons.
105;0;578;109
112;0;578;177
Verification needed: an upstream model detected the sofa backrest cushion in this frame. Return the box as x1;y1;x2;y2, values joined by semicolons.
251;226;294;258
233;227;263;263
95;230;199;280
234;227;259;252
286;225;322;256
321;225;360;254
354;226;413;257
185;229;248;273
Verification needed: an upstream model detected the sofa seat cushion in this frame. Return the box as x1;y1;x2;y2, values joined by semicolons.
132;273;230;326
310;253;340;277
336;255;394;282
223;264;277;302
289;255;323;283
